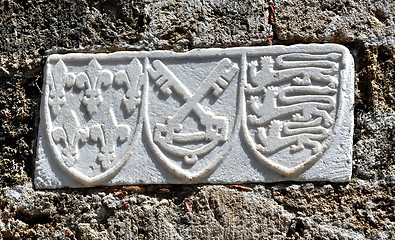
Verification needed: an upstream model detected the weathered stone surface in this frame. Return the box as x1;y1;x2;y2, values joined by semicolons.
0;0;394;238
274;0;395;45
0;0;271;77
36;45;353;188
0;185;294;239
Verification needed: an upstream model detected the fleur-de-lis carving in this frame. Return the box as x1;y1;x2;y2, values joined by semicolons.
114;58;143;114
89;109;131;170
51;110;89;167
48;60;76;116
75;59;113;116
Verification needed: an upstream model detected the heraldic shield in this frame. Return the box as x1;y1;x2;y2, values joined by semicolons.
144;56;240;181
36;45;353;188
42;56;143;186
242;48;349;177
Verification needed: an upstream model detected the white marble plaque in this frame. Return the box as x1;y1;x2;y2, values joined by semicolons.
35;44;354;188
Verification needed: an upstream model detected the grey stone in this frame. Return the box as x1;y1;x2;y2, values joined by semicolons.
0;0;394;238
274;0;395;46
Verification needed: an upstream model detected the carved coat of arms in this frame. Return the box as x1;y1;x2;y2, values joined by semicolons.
42;57;143;186
242;51;344;177
36;45;353;188
144;57;240;181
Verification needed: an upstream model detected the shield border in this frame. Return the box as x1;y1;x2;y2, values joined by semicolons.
43;57;143;187
241;49;351;177
143;57;243;181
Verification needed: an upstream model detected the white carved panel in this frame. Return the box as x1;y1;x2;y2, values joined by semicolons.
35;44;354;188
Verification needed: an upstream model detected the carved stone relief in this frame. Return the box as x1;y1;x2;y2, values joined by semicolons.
242;53;342;176
35;44;354;188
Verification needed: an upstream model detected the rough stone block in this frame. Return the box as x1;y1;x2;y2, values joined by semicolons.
35;44;354;188
274;0;395;45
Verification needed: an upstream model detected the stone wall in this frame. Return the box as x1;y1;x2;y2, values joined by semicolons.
0;0;393;239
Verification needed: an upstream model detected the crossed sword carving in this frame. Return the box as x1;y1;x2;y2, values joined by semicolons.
148;58;239;164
